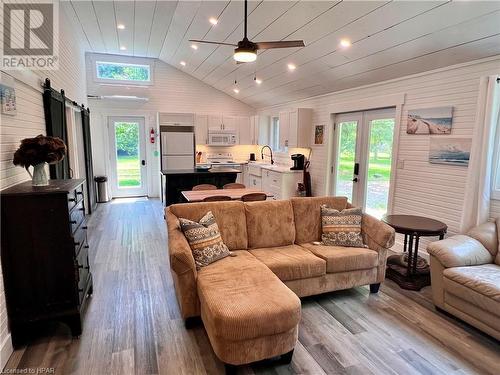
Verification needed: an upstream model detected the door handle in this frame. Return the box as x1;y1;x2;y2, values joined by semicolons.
141;160;146;166
352;177;358;182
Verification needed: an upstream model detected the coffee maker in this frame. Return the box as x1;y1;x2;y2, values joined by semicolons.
290;154;305;170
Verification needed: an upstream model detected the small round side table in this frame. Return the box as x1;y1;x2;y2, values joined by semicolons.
382;214;447;291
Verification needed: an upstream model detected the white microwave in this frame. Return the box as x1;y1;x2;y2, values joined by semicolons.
208;131;237;146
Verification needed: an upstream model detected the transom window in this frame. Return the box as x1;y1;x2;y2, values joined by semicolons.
96;61;151;83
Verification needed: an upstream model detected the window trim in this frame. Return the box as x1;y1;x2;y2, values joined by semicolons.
90;54;154;86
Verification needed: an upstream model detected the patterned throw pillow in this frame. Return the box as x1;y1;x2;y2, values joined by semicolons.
321;206;365;247
179;211;230;269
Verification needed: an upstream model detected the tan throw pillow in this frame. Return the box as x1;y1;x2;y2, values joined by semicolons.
179;211;230;269
321;205;365;247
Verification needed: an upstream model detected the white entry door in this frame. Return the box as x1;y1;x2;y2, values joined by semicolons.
108;117;148;197
332;108;396;218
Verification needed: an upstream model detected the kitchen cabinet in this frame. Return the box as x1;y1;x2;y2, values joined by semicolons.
222;115;238;131
237;116;252;145
208;114;223;129
248;174;262;190
249;115;270;145
242;164;249;186
195;114;208;145
278;108;312;148
261;168;303;200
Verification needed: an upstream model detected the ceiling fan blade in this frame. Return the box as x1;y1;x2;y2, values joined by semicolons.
189;39;237;47
255;40;305;50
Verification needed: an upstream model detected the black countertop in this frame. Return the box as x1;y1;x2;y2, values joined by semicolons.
161;168;241;175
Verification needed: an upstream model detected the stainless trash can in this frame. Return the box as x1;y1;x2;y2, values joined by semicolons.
94;176;110;203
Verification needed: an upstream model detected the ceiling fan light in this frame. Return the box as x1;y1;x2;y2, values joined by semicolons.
234;47;257;63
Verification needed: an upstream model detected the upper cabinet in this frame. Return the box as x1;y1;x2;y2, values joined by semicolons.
208;114;223;130
278;108;312;148
194;114;208;145
194;113;269;146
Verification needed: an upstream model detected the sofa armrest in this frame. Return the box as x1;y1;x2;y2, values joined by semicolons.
166;208;197;277
361;213;395;252
427;235;493;268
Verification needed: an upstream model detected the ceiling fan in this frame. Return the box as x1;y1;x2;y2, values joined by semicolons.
189;0;305;63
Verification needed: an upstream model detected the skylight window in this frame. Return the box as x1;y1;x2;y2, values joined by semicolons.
96;61;151;83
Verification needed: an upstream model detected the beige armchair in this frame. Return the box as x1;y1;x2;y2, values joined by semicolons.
427;219;500;340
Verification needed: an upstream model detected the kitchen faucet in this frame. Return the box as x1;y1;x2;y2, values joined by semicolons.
260;145;274;165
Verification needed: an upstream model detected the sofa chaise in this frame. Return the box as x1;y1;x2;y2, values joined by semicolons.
166;196;395;371
427;218;500;340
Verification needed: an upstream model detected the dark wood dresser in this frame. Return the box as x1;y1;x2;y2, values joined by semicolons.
0;179;93;347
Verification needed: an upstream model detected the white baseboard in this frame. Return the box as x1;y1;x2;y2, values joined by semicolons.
0;333;13;370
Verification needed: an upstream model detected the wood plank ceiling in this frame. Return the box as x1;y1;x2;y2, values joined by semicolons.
65;1;500;108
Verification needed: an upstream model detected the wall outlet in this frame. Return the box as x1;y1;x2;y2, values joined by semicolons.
397;159;405;169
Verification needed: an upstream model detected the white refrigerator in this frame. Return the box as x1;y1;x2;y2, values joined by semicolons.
160;126;195;170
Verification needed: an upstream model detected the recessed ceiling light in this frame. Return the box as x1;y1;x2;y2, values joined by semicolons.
287;63;296;71
233;88;240;94
339;38;351;48
117;24;125;30
191;44;198;50
255;78;262;85
209;17;218;25
120;46;126;51
180;61;186;66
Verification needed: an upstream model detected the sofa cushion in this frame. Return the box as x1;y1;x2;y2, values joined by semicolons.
249;245;326;281
197;250;301;340
179;211;230;269
443;264;500;302
291;196;348;244
169;201;248;250
467;220;498;258
245;200;295;249
300;243;378;273
320;206;364;247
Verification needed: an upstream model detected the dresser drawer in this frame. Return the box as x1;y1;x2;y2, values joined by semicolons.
70;202;85;233
74;244;90;303
75;184;84;203
73;225;87;255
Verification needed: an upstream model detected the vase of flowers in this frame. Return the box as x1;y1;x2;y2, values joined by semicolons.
13;135;67;186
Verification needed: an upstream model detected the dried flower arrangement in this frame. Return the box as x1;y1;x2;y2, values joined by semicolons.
13;135;67;186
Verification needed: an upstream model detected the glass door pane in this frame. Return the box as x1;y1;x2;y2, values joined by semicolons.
365;118;395;218
114;121;141;188
335;121;358;202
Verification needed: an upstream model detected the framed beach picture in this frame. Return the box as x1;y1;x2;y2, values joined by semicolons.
407;107;453;134
314;125;325;146
429;137;471;166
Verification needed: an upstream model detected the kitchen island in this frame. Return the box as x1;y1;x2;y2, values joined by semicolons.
160;168;241;206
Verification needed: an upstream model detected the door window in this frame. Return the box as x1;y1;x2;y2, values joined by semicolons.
332;109;396;218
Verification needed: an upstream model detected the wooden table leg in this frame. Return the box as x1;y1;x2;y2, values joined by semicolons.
407;234;414;277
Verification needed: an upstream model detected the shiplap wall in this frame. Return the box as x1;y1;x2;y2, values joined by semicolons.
86;54;255;198
258;56;500;242
0;2;88;367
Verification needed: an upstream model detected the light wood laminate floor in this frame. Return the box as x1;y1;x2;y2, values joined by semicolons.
4;198;500;374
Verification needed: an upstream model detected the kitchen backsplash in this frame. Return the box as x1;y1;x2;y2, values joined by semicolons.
196;145;311;168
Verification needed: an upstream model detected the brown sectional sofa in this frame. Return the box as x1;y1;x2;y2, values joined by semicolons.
166;196;395;370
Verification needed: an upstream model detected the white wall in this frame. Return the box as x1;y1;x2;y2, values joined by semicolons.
0;2;88;368
258;56;500;244
86;53;255;198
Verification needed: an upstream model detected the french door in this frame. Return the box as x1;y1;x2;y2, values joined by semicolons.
108;117;148;198
332;108;396;218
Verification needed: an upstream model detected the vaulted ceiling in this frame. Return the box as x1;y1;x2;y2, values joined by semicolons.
65;1;500;108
